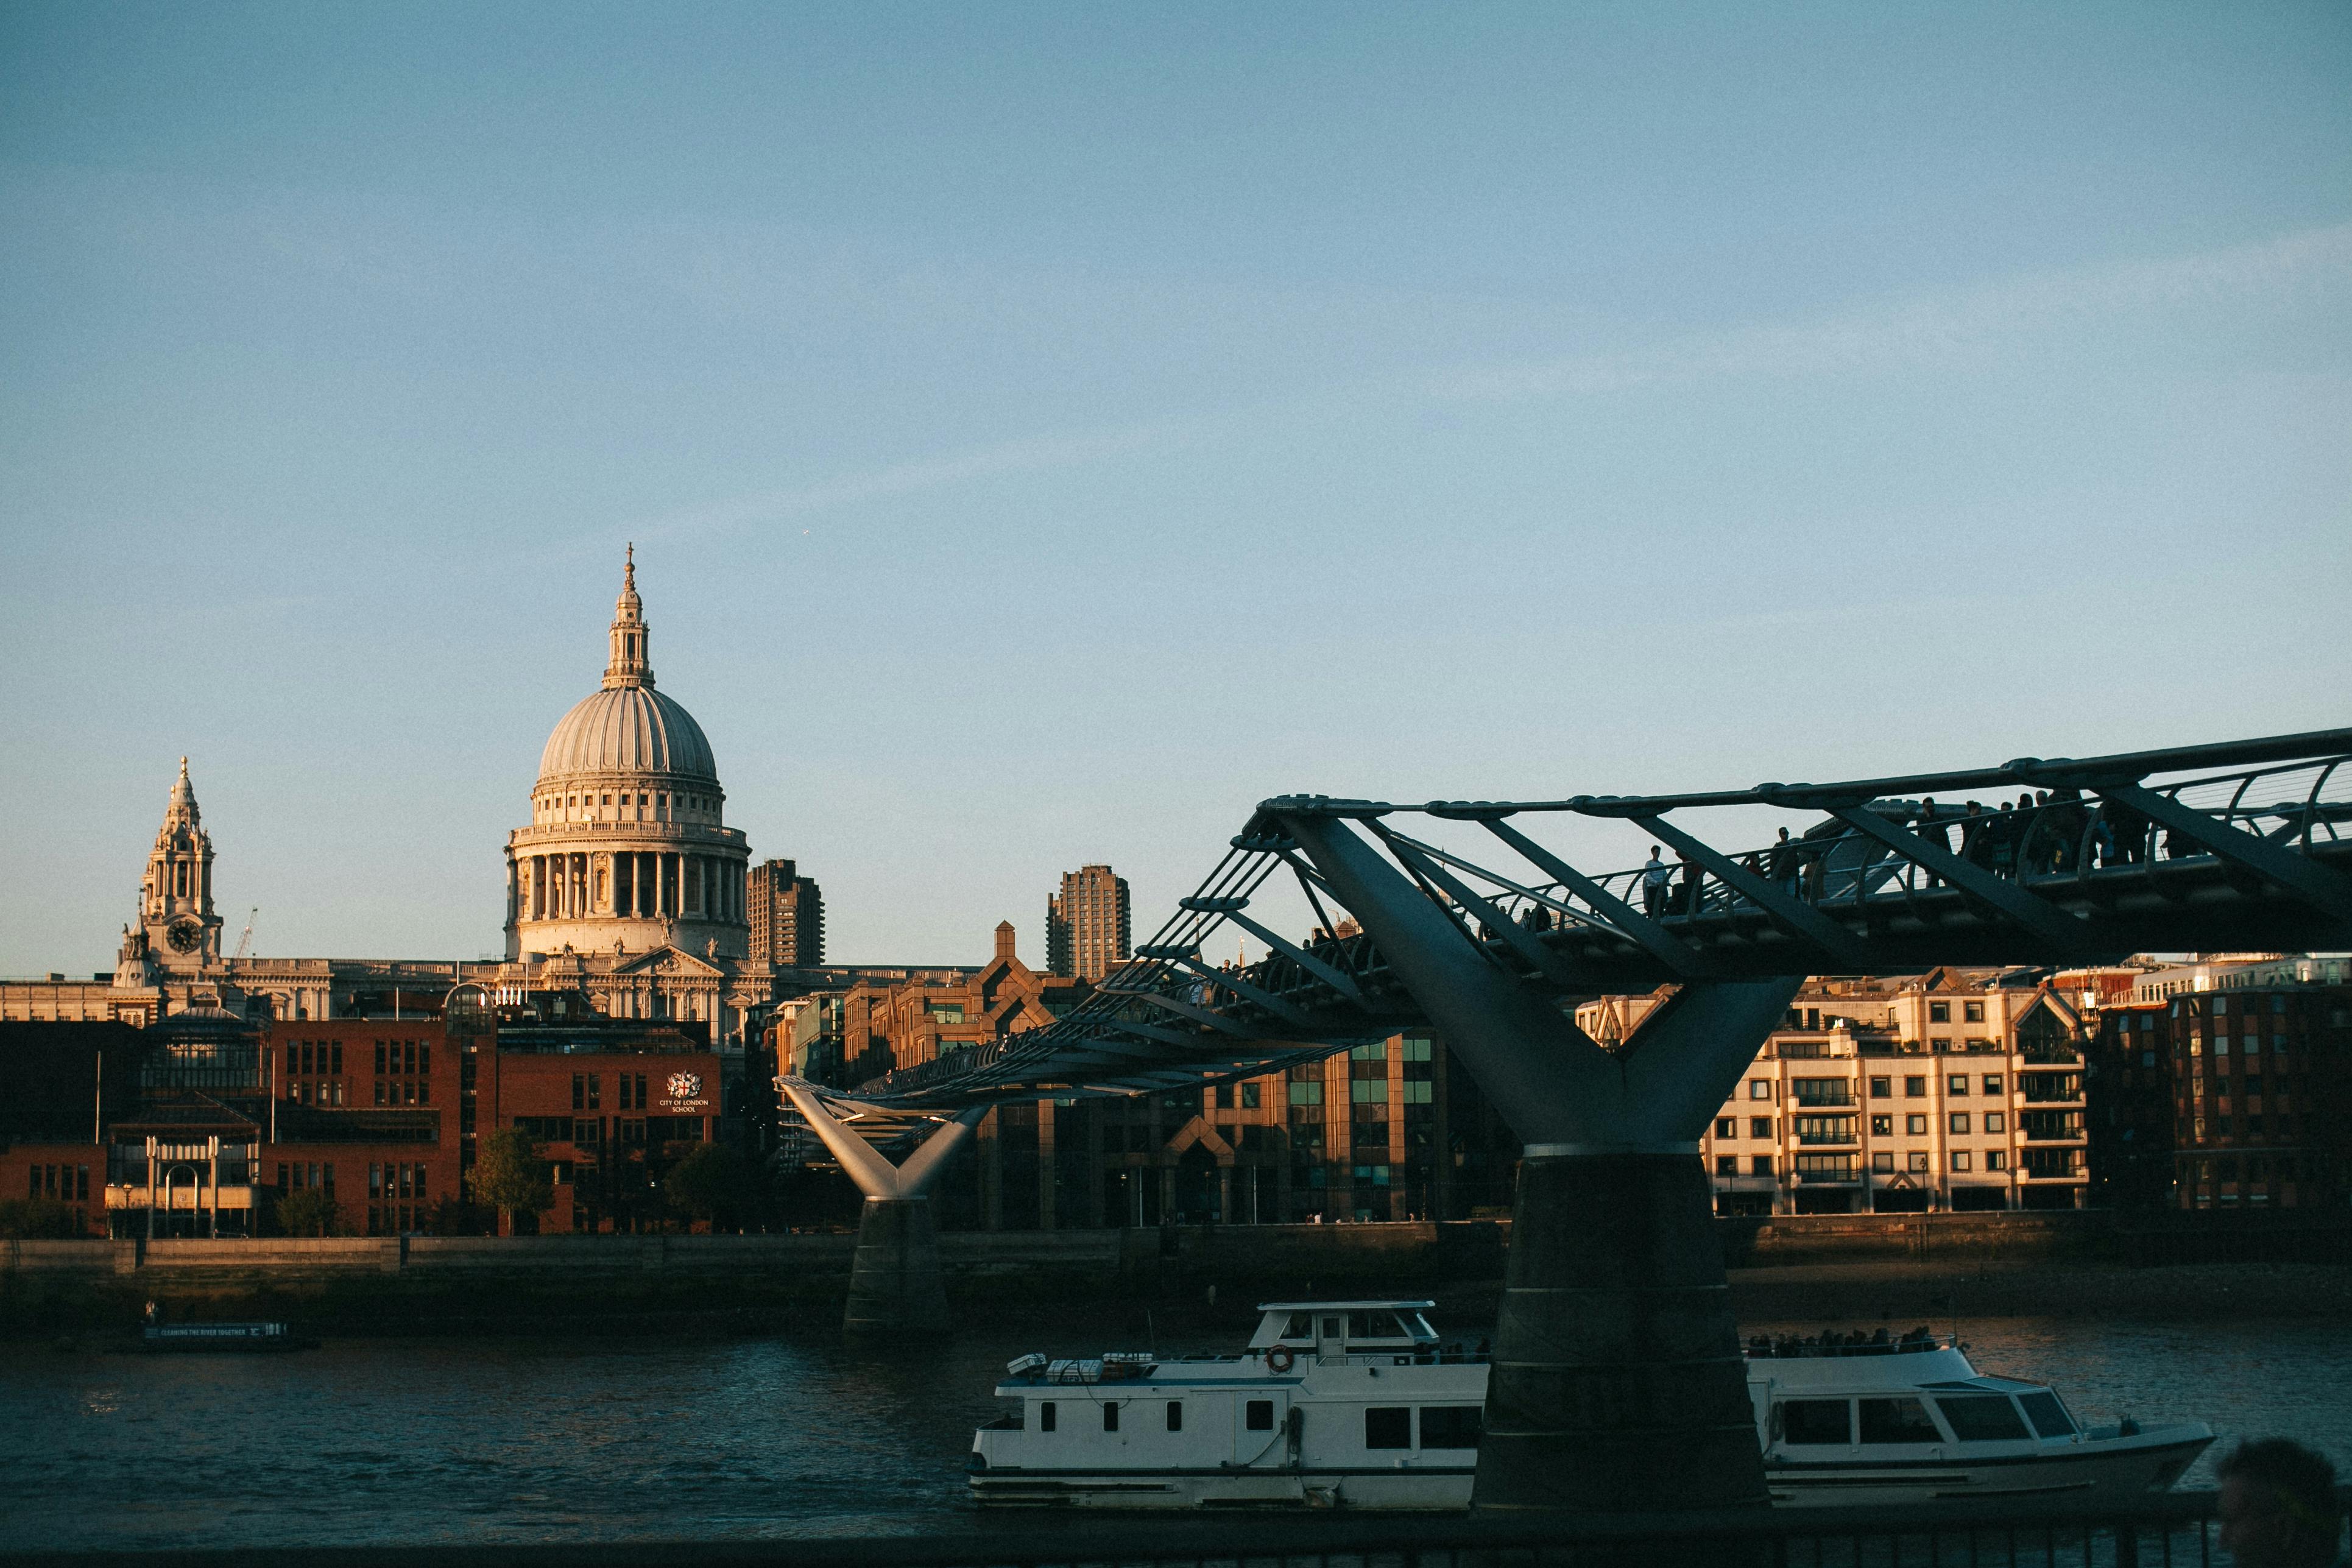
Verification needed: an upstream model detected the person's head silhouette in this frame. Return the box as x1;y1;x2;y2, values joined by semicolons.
2217;1438;2340;1568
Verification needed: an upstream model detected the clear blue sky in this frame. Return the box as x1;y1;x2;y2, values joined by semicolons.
3;2;2347;974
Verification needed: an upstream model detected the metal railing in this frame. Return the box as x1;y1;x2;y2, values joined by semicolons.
19;1492;2342;1568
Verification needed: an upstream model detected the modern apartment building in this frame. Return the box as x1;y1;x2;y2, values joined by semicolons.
746;857;826;968
1046;863;1131;982
1650;970;2092;1215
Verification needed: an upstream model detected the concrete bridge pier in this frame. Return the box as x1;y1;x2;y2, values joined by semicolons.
779;1082;983;1338
1279;810;1802;1514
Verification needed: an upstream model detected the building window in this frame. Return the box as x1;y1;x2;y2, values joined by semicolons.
1947;1075;1969;1095
1906;1115;1927;1135
1904;1076;1927;1098
1908;1152;1929;1173
1984;1113;2005;1134
1986;1150;2008;1171
1288;1082;1323;1106
1751;1155;1775;1176
1929;1002;1950;1023
1965;1002;1985;1023
1749;1081;1771;1101
1951;1151;1973;1172
1241;1083;1260;1109
1871;1115;1892;1135
1983;1075;2004;1096
1715;1155;1738;1176
1949;1113;1971;1134
1750;1117;1773;1139
1871;1151;1894;1173
1715;1118;1736;1139
1869;1076;1891;1099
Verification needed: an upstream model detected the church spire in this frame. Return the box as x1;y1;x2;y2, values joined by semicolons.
604;543;654;689
163;755;200;833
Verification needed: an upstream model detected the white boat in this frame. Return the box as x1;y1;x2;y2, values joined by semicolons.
966;1299;2213;1510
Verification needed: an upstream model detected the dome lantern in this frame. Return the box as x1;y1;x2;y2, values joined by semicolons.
606;542;653;690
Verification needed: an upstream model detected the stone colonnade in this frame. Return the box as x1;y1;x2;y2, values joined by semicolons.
514;850;746;923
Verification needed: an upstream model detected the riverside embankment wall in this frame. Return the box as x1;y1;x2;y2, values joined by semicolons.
4;1212;2342;1334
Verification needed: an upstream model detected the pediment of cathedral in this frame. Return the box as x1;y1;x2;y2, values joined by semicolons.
610;945;724;979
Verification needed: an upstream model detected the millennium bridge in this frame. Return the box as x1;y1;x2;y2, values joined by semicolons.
779;726;2352;1514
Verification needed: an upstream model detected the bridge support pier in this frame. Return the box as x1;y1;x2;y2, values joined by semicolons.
845;1195;949;1337
779;1082;983;1340
1481;1150;1762;1511
1279;810;1801;1514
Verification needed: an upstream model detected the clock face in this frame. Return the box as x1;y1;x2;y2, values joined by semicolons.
166;918;203;954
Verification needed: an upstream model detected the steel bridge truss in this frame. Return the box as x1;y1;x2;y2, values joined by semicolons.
792;727;2352;1121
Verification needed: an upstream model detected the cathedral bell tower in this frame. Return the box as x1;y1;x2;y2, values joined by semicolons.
141;757;222;973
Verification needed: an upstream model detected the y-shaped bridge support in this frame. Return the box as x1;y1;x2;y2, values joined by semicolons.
1279;811;1803;1514
780;1082;985;1338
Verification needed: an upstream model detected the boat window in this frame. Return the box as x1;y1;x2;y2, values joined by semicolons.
1777;1400;1852;1444
1245;1400;1274;1432
2018;1391;2076;1438
1935;1395;2030;1442
1284;1313;1316;1339
1349;1310;1408;1339
1039;1402;1056;1432
1321;1316;1344;1340
1408;1314;1438;1338
1104;1402;1119;1433
1365;1407;1411;1449
1420;1407;1483;1449
1166;1400;1183;1432
1859;1397;1941;1444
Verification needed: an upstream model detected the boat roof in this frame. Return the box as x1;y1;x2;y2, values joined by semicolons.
1255;1299;1436;1312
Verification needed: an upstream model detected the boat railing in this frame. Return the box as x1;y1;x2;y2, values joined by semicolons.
1257;1347;1491;1367
1746;1334;1952;1359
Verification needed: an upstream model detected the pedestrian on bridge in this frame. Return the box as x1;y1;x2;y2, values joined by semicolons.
1768;827;1801;892
1642;846;1670;916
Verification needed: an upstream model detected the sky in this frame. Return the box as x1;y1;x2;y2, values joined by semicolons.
2;2;2347;975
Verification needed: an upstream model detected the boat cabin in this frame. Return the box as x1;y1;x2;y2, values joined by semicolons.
1248;1299;1440;1361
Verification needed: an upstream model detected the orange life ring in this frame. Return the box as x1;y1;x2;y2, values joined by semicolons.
1268;1345;1296;1373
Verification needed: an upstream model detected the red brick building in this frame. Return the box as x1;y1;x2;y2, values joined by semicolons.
2160;984;2352;1209
482;1025;721;1232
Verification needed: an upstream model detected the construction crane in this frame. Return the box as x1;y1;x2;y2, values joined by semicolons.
231;907;258;962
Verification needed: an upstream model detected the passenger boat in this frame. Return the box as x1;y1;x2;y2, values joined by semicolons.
966;1300;2212;1510
139;1321;314;1353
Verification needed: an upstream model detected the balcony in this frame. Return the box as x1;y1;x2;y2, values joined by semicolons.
1795;1132;1859;1146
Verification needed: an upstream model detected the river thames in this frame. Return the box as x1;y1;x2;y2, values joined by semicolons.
4;1311;2348;1550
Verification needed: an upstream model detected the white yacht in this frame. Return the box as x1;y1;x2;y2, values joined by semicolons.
966;1301;2213;1510
1746;1332;2212;1506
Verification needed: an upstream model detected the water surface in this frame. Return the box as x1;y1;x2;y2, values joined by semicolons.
4;1313;2347;1550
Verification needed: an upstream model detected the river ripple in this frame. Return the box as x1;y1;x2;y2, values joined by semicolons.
2;1314;2347;1549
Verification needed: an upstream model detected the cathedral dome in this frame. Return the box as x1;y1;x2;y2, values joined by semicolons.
530;544;718;786
538;683;716;782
